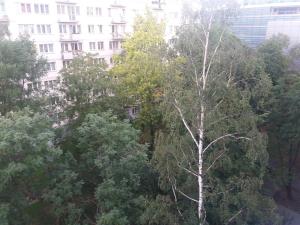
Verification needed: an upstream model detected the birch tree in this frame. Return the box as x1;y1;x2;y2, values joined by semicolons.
154;1;280;224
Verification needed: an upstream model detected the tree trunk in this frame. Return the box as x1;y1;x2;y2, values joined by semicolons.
198;105;205;224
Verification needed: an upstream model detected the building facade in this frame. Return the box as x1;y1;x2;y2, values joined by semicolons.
230;0;300;47
0;0;182;90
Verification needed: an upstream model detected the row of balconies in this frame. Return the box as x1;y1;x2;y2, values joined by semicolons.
59;32;125;41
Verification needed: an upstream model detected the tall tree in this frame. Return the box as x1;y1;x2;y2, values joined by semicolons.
154;3;280;224
268;74;300;201
0;37;47;115
48;112;149;225
111;12;167;155
0;109;61;225
258;34;289;84
60;54;123;121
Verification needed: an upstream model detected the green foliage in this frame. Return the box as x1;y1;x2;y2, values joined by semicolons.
258;34;290;84
153;23;280;224
0;37;47;115
76;113;148;225
0;11;291;225
112;12;167;154
268;74;300;195
140;196;180;225
61;54;124;121
0;109;61;225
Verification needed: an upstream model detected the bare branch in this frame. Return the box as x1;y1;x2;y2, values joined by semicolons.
203;134;251;154
173;153;198;177
174;99;199;148
206;29;225;79
178;163;199;177
226;209;243;225
206;149;227;173
177;189;199;203
171;178;199;203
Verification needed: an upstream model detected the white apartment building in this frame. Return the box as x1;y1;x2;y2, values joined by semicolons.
0;0;183;91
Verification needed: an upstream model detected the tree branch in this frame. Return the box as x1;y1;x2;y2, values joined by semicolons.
174;99;199;148
206;149;227;173
203;134;251;154
226;209;243;225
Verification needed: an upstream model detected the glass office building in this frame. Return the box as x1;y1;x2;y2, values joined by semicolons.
230;0;300;47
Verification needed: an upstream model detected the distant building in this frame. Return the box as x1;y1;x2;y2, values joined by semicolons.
230;0;300;47
0;0;182;91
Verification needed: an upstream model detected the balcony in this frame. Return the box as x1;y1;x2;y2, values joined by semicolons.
59;33;80;41
112;32;125;40
57;15;77;23
111;15;126;24
61;51;74;60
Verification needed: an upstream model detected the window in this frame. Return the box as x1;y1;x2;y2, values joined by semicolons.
67;24;80;34
45;4;49;14
88;25;95;33
34;4;39;13
57;4;65;14
112;24;118;33
93;58;105;65
21;3;25;12
96;7;102;16
33;82;42;90
39;44;54;53
109;41;119;50
89;42;96;50
76;6;80;15
37;25;52;34
27;83;32;91
78;42;82;51
67;6;76;20
87;7;93;16
61;43;69;52
59;24;67;34
47;25;51;33
63;60;71;68
49;80;54;89
94;58;105;64
40;4;44;13
59;24;67;33
19;24;34;34
51;96;59;105
71;42;82;51
21;3;31;13
70;24;76;34
33;4;49;14
98;25;103;33
77;25;81;34
47;62;56;71
108;8;111;17
26;4;31;13
98;42;104;50
0;2;5;13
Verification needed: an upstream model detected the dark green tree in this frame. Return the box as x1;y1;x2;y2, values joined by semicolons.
268;74;300;201
0;37;47;115
258;34;289;84
0;109;61;225
48;112;149;225
111;12;167;156
152;11;280;225
60;54;124;120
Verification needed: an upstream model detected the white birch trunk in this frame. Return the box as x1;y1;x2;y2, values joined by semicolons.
198;105;205;223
